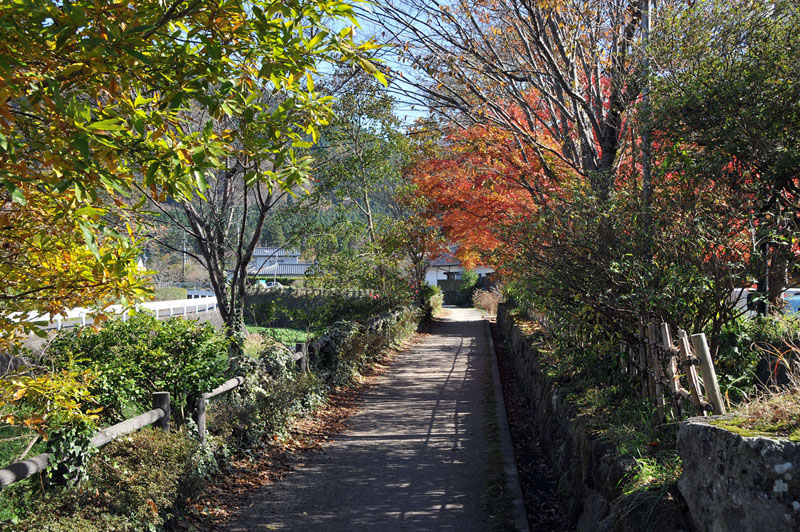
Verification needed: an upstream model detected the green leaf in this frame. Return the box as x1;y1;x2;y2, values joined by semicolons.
80;224;100;260
10;187;25;205
307;31;327;50
87;118;125;131
194;170;208;191
145;161;160;184
73;134;90;157
74;206;102;218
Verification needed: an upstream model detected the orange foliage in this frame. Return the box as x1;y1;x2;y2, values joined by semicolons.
409;122;573;268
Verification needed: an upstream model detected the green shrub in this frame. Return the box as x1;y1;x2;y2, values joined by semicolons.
391;307;421;344
459;269;479;292
0;366;101;486
209;339;320;450
420;284;443;321
314;307;420;386
245;287;407;332
48;313;229;425
5;429;205;531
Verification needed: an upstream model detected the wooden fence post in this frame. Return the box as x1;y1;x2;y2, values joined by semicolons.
196;393;209;444
295;342;308;373
647;324;665;420
677;330;706;414
690;333;726;415
660;322;683;420
152;392;170;432
619;342;627;376
638;324;650;399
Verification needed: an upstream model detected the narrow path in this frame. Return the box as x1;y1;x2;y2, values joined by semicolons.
226;308;509;531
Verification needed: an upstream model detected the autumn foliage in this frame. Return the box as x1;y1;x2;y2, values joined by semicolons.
409;122;573;269
0;0;379;350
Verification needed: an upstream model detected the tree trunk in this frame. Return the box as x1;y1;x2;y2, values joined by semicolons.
768;246;789;308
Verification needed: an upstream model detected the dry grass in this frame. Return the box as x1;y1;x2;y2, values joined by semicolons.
715;391;800;441
242;332;266;357
755;337;800;389
472;287;503;315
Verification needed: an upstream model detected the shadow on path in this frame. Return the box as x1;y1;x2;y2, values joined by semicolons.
226;308;494;532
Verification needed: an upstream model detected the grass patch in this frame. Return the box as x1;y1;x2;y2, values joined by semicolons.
622;454;682;495
246;326;311;346
151;286;188;301
711;392;800;441
0;427;45;468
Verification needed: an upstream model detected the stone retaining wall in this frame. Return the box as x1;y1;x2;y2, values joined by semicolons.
496;304;693;532
678;416;800;532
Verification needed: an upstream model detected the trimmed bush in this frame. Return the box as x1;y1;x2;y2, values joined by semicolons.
209;338;321;450
245;287;401;331
47;313;229;425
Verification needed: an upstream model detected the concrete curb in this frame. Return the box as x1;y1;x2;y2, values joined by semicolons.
485;318;530;532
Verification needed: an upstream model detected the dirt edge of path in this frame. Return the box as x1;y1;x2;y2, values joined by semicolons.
490;321;573;532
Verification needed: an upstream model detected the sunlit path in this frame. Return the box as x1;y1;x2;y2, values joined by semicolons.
226;308;501;531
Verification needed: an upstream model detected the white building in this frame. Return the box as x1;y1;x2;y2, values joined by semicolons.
424;252;495;286
247;247;312;279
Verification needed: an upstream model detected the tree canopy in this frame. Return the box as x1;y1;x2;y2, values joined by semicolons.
0;0;380;349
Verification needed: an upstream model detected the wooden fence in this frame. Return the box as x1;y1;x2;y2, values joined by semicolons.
622;322;725;420
528;309;727;421
0;344;308;489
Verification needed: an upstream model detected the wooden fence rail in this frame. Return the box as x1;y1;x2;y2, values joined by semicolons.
0;393;170;488
0;343;310;488
195;376;245;445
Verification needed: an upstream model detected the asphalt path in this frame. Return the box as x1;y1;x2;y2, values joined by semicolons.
226;308;506;532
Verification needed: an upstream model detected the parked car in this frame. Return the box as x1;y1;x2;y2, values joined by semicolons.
731;287;800;317
264;281;283;288
785;295;800;315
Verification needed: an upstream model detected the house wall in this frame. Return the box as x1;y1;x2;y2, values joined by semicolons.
253;256;299;271
425;267;451;286
424;266;495;286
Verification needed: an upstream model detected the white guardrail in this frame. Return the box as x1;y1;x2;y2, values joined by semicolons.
16;293;218;331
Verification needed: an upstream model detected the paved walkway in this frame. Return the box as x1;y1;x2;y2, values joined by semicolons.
226;308;504;531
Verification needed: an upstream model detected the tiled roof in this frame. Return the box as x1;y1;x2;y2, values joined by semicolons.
430;252;460;267
247;262;312;277
253;247;301;258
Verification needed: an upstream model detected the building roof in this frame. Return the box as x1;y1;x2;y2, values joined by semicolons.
247;262;312;278
429;252;460;267
253;247;301;258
